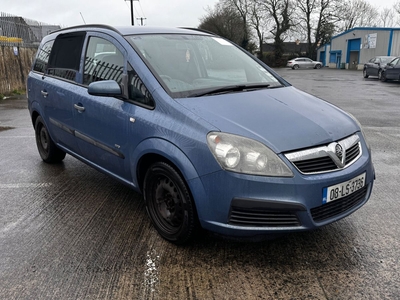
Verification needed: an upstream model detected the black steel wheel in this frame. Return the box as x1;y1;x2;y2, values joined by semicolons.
35;116;66;163
363;68;369;78
143;162;198;244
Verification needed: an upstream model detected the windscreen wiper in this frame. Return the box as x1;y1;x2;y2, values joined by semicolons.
189;83;271;97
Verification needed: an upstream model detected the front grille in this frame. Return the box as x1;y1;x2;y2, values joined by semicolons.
310;185;368;222
229;207;301;227
345;143;360;164
293;156;337;173
285;134;362;174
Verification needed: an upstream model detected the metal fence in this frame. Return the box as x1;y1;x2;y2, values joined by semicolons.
0;12;61;47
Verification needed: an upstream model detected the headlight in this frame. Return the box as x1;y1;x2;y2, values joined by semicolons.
207;132;293;177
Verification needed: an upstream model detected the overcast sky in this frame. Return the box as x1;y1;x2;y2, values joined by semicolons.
0;0;397;28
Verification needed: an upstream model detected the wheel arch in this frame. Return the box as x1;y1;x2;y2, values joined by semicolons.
133;138;200;193
29;101;43;129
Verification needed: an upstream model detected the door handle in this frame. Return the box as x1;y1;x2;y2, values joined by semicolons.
41;90;48;98
74;104;85;112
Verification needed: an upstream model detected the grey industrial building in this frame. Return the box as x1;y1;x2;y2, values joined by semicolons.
317;27;400;70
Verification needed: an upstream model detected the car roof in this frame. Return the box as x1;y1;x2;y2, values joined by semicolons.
48;24;212;38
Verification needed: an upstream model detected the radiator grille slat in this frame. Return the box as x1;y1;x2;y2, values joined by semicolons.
229;208;300;227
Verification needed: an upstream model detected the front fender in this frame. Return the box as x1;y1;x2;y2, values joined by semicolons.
131;137;211;224
131;138;200;185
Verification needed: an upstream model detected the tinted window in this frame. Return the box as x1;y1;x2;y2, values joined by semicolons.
84;37;124;85
33;40;54;73
47;32;86;81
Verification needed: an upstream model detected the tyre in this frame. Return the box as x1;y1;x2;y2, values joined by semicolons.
143;162;198;244
35;116;66;163
315;64;321;69
380;71;387;82
292;64;299;70
378;69;382;80
363;68;369;78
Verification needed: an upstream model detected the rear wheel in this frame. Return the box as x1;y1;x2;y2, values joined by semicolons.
35;116;66;163
143;162;198;244
363;68;369;78
292;64;299;70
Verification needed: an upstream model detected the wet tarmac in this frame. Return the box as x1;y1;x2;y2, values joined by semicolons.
1;69;399;299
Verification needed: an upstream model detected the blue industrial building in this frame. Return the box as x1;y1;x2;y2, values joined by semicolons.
318;27;400;69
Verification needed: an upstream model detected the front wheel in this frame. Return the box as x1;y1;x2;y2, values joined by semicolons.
315;64;322;69
35;116;66;163
363;68;369;78
378;69;383;80
143;162;198;244
380;71;387;82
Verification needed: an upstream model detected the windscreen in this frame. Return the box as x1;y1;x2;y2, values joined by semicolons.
126;34;283;98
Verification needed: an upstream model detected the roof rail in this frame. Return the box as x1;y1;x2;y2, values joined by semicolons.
179;27;215;36
51;24;122;35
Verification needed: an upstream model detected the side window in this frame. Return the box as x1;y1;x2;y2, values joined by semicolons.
128;63;154;107
47;32;85;81
84;37;124;85
33;40;54;73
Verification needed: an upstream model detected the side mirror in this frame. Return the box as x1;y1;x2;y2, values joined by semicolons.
88;80;122;97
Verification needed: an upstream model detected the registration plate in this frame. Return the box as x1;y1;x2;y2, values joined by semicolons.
322;173;366;204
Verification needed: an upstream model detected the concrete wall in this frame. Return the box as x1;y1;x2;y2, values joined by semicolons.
0;46;37;95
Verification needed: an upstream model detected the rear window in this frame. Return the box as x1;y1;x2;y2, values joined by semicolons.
33;40;54;73
47;32;86;81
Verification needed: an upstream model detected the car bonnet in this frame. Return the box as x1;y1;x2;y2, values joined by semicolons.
176;86;359;153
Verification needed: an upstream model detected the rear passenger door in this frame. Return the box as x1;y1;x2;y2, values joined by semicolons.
36;32;86;154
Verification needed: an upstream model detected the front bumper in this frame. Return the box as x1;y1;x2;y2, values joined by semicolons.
190;142;375;238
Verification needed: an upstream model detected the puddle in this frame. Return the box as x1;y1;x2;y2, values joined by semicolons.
0;126;14;132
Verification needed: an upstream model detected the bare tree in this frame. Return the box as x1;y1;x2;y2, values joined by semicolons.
260;0;295;65
199;2;250;48
249;0;271;57
395;0;400;14
295;0;336;59
336;0;378;31
378;7;398;27
224;0;251;49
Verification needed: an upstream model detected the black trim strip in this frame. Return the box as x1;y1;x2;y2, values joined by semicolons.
49;118;125;159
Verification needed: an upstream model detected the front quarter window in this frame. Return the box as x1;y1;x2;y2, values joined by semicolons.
127;34;283;98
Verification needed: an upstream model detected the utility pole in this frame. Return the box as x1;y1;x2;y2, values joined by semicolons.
136;17;147;26
125;0;139;26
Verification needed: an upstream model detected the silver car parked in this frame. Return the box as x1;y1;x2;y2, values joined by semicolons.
287;57;322;69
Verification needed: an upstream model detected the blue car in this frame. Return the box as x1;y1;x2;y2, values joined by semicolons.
27;25;375;244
